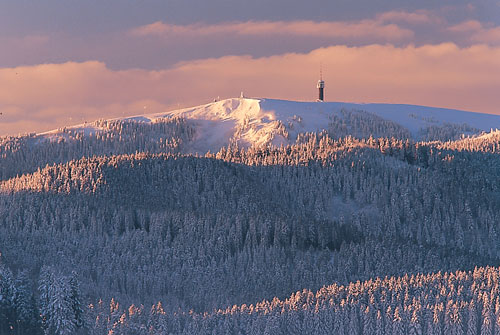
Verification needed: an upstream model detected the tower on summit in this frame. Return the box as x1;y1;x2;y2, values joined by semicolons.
317;66;325;102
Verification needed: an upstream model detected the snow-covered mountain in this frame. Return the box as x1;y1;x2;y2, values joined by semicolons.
4;97;500;335
40;97;500;153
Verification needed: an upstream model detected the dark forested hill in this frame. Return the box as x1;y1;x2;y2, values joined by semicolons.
0;117;195;181
1;110;500;334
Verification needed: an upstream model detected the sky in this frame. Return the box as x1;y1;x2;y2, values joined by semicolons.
1;0;500;135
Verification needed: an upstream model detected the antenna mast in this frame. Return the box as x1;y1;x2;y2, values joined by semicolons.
317;64;325;102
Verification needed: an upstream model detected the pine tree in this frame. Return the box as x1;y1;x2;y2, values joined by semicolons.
481;295;494;335
38;267;77;335
392;307;405;335
409;310;422;335
362;305;375;335
366;308;379;335
50;276;76;335
467;301;478;335
13;271;39;334
69;271;84;331
0;263;16;334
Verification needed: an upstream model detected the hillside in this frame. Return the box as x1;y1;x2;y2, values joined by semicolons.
37;97;500;152
98;266;500;334
2;97;499;182
1;99;500;334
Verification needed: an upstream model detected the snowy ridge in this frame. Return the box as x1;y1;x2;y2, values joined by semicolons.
39;97;500;153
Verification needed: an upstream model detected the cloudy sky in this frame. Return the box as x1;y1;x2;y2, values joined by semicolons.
1;0;500;135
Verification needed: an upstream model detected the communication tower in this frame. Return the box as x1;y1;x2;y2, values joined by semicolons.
317;66;325;102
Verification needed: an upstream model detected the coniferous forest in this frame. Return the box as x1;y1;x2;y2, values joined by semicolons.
1;112;500;334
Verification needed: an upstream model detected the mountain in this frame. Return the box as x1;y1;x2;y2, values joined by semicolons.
39;97;500;153
1;98;500;334
8;97;500;181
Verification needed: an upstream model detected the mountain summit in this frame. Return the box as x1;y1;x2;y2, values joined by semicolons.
39;97;500;153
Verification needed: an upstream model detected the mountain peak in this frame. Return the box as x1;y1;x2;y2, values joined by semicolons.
38;97;500;153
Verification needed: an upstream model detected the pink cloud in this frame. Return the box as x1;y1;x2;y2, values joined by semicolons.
471;27;500;44
376;10;442;25
130;19;414;42
448;20;500;44
1;43;499;136
448;20;483;32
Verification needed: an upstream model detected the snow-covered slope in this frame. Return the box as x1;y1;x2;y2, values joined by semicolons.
40;98;500;153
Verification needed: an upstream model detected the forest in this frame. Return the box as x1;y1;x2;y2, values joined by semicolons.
0;111;499;334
